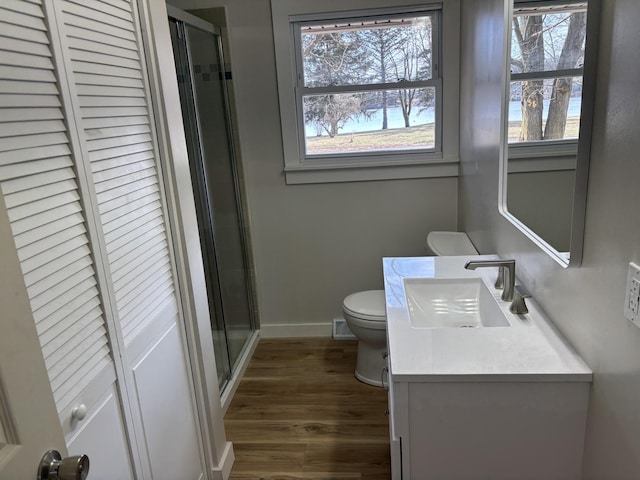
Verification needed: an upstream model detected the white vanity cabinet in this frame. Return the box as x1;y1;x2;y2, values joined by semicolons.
383;256;593;480
387;369;590;479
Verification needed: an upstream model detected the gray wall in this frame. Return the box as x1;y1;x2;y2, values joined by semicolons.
460;0;640;477
168;0;458;333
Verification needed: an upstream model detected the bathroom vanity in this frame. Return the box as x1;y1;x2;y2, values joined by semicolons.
383;256;592;480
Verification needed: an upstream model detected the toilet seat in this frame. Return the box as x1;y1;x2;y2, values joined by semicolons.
342;290;386;322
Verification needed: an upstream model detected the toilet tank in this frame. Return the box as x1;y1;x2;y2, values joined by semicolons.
426;231;478;256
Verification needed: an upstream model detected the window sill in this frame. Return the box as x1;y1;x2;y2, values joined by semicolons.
284;158;459;184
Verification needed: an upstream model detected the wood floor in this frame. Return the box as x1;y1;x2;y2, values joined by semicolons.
224;338;391;480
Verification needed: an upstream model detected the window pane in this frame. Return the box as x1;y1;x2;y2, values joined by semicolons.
508;77;582;143
511;8;586;74
303;88;436;155
301;15;433;88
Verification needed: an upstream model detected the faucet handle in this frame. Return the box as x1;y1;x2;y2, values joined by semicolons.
509;284;531;314
495;267;505;289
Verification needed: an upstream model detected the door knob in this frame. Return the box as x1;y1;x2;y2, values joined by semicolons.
38;450;90;480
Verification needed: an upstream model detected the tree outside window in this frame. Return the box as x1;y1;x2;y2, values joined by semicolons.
509;2;587;144
295;12;440;156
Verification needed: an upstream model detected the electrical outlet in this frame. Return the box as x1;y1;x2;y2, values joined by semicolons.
624;262;640;326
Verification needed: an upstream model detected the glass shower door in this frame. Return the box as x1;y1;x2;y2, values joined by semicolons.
169;19;255;391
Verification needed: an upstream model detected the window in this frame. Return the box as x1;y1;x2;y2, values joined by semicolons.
272;1;460;184
509;2;587;148
295;12;440;157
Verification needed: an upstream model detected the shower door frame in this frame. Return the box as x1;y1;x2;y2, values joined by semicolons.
167;5;258;396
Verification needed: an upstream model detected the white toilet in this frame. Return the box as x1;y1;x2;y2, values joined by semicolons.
342;290;387;386
343;231;478;387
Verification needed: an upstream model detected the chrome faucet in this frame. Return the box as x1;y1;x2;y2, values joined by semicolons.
464;259;516;302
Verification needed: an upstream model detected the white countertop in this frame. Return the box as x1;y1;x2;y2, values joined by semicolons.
383;255;593;383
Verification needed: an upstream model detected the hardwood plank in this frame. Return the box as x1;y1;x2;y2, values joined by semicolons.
225;338;391;479
224;420;388;444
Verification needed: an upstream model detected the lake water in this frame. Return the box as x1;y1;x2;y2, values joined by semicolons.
304;98;582;137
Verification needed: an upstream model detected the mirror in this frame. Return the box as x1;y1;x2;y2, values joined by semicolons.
499;0;600;267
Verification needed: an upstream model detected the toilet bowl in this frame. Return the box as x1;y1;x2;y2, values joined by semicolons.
343;231;478;387
342;290;387;387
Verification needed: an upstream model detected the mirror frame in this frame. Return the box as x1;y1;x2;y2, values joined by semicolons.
498;0;601;267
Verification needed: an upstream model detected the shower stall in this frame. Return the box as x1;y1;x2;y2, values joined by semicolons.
168;8;257;396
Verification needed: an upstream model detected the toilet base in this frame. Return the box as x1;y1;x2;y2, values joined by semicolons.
354;340;387;387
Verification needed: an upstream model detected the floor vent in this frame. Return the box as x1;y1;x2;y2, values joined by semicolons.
332;318;356;340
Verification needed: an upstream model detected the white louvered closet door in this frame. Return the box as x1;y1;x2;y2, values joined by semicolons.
0;1;204;479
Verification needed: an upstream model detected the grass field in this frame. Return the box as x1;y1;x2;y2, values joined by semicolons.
304;117;580;155
507;117;580;143
306;123;435;155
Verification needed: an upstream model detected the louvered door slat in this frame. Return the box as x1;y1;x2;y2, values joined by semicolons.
11;204;81;240
88;134;152;154
64;13;136;42
13;210;84;250
0;21;49;44
23;245;89;288
33;279;98;332
4;178;77;208
118;272;172;319
31;265;95;312
65;0;131;21
91;151;154;177
0;94;61;109
29;253;92;299
64;26;137;54
71;49;141;71
54;347;112;413
112;245;169;293
0;37;51;57
8;190;80;223
2;0;44;18
95;167;156;194
95;175;157;206
68;37;140;61
104;216;164;256
98;183;159;217
18;223;86;264
47;323;106;379
0;119;66;137
40;301;102;355
0;50;53;70
95;0;133;14
111;237;168;280
62;2;134;32
0;106;62;122
0;3;113;415
62;0;179;362
77;85;145;98
83;114;147;130
0;144;71;167
109;235;165;278
40;295;102;346
86;124;150;142
49;333;110;392
0;8;47;32
101;198;160;235
99;188;157;224
122;295;177;343
1;167;74;194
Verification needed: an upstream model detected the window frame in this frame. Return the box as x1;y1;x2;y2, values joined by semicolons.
508;0;588;162
272;0;460;184
292;10;442;163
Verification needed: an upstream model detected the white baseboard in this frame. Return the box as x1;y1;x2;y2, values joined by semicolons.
210;441;234;480
260;322;332;338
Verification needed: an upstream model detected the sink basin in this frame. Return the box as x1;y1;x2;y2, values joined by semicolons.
403;277;510;328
